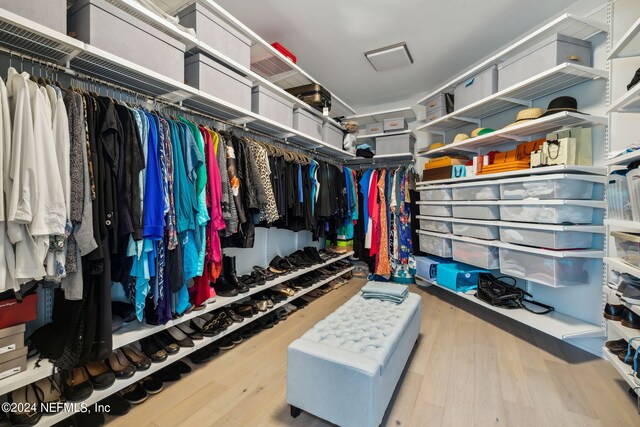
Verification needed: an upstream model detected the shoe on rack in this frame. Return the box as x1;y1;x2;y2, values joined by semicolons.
238;273;258;288
154;331;180;354
212;258;239;297
621;308;640;329
605;338;628;354
173;360;192;375
224;307;244;323
621;282;640;305
269;255;295;274
35;377;62;412
140;376;164;395
140;337;168;362
84;361;117;389
224;256;250;294
157;365;181;382
120;383;148;405
61;368;93;402
96;395;131;416
255;299;269;312
304;247;324;264
175;322;203;340
603;303;625;321
218;337;236;350
121;345;152;371
8;384;43;426
69;411;105;427
166;326;195;348
618;346;637;365
229;333;243;345
106;349;137;379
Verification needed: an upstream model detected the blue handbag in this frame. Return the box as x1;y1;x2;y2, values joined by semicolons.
436;262;488;292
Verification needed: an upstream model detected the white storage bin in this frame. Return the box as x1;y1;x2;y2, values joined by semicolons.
293;108;323;140
607;173;633;221
418;233;452;258
611;232;640;268
500;227;594;249
498;34;592;91
322;123;344;149
419;219;453;234
178;3;251;68
376;134;415;155
383;117;408;132
420;188;452;201
185;54;252;110
499;248;596;287
0;0;66;33
453;223;499;240
252;86;294;128
453;204;500;220
452;240;499;269
499;203;594;224
366;123;383;135
418;204;453;217
452;184;500;201
68;0;186;82
454;66;498;110
500;177;596;200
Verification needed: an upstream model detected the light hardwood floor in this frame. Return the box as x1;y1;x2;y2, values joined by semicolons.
106;280;639;427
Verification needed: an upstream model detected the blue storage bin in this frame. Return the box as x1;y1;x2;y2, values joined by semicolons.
415;255;448;282
436;262;488;292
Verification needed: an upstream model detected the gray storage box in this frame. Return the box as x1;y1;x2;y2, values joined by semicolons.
376;134;415;155
293;108;323;140
178;3;251;69
0;0;66;33
425;107;448;123
424;93;448;112
0;324;25;356
252;86;294;128
454;66;498;110
186;54;252;111
498;34;592;91
383;117;408;132
365;122;384;135
322;123;344;149
67;0;186;82
0;346;27;381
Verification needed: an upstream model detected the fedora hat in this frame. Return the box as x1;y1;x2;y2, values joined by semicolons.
503;108;544;128
453;133;469;143
539;96;585;117
470;128;495;138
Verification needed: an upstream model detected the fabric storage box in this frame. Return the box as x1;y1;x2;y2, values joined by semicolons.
418;217;453;233
423;166;453;181
0;324;25;355
185;54;252;110
425;107;448;124
420;188;452;201
383;117;408;132
376;134;415;155
499;202;596;224
499;176;599;200
500;226;595;249
452;222;499;240
293;108;323;140
452;204;500;220
178;2;251;68
423;93;452;113
437;262;488;292
499;248;596;287
0;293;37;329
0;0;66;33
418;231;452;258
0;346;27;381
452;240;499;269
416;255;448;281
454;66;498;110
68;0;186;82
611;232;640;267
452;183;500;201
498;34;592;91
252;86;294;128
417;203;453;217
322;123;344;149
366;123;384;135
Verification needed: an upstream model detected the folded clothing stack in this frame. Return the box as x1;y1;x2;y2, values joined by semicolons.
360;281;408;304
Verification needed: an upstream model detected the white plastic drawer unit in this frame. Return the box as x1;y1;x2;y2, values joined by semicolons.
499;223;603;250
419;185;452;201
452;239;499;269
499;174;604;200
452;202;500;220
452;219;499;240
417;216;453;234
416;201;453;217
452;182;500;201
611;231;640;268
417;230;452;258
498;200;604;224
498;245;603;287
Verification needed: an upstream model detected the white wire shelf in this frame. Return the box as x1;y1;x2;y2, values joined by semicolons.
356;129;412;140
426;280;603;340
37;266;355;427
416;12;608;106
603;347;639;391
608;16;640;60
605;150;640;166
418;112;607;157
605;257;640;280
416;64;608;132
343;153;414;165
347;106;418;126
608;81;640;113
604;219;640;231
416;164;606;186
607;320;640;347
416;215;605;234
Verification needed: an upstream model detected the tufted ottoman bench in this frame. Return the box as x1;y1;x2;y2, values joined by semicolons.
287;289;421;427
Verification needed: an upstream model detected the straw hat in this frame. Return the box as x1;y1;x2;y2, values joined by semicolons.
453;133;469;143
428;142;445;151
470;128;495;138
503;107;544;128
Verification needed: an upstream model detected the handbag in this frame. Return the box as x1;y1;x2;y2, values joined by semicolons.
475;273;554;314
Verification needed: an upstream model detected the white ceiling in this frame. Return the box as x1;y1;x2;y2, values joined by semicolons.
216;0;579;111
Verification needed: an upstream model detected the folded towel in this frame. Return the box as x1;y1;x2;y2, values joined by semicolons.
361;292;407;304
361;281;408;298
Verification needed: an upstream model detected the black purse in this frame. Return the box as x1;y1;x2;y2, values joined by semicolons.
476;273;554;314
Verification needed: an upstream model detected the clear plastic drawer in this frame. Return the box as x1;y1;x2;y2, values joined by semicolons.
452;184;500;201
418;232;452;258
500;176;597;200
499;204;594;224
452;222;499;240
418;204;453;217
452;240;499;269
419;219;452;234
499;227;594;249
453;204;500;220
420;188;452;201
612;231;640;268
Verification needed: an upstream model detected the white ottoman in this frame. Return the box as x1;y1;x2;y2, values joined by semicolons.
287;292;422;427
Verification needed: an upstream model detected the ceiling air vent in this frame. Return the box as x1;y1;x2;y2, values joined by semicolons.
364;42;413;72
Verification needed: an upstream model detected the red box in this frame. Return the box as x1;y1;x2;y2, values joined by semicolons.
271;42;297;64
0;293;38;329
